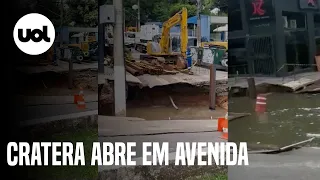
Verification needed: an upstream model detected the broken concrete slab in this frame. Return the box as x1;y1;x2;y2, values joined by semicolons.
98;116;218;137
229;72;320;92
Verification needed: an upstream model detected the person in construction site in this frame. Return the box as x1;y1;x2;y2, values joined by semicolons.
186;47;193;74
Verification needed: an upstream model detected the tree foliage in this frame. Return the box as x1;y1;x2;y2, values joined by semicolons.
65;0;98;27
123;0;224;25
18;0;227;27
213;0;227;13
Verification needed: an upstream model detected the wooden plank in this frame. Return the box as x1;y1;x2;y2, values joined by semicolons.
279;138;315;151
229;112;251;121
248;138;315;154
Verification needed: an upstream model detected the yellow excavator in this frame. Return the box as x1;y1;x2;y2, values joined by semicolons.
68;33;96;60
146;7;188;63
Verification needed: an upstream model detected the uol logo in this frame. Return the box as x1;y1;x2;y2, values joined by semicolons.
13;13;55;55
18;26;50;43
252;0;265;16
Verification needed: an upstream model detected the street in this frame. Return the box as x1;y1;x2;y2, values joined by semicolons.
229;147;320;180
99;131;223;158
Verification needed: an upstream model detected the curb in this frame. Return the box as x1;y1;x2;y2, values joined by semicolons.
20;110;98;127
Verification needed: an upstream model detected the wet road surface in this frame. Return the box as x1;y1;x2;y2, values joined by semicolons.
99;132;223;158
229;93;320;147
229;147;320;180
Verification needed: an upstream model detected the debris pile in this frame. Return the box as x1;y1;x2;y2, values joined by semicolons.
216;80;228;110
73;70;98;91
125;60;180;76
216;95;228;110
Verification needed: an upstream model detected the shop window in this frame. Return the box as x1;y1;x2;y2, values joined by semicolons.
316;37;320;56
229;1;243;31
285;30;309;72
314;14;320;28
228;38;247;75
282;11;306;29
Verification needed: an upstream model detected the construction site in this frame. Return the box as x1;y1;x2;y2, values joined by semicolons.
99;6;229;120
13;1;229;179
97;2;229;179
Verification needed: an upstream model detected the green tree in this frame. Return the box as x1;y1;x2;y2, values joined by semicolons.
65;0;98;27
16;0;61;26
213;0;227;13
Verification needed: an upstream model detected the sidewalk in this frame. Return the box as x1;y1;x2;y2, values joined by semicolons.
98;115;218;136
16;94;98;124
18;94;98;106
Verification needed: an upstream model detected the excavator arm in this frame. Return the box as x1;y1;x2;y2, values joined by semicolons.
160;7;188;57
146;7;188;60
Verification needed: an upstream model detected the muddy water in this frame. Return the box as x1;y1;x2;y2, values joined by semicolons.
127;106;226;120
229;93;320;148
126;85;227;120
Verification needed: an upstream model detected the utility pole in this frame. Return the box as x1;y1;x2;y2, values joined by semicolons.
124;7;126;30
60;0;63;48
196;0;201;47
98;3;105;74
113;0;127;116
137;0;140;31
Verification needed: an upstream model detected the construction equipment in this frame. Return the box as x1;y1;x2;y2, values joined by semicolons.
126;27;137;32
201;41;228;50
145;7;188;63
68;32;97;61
134;24;161;53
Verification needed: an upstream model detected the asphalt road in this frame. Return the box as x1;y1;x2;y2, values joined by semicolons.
229;147;320;180
17;102;98;120
99;131;224;158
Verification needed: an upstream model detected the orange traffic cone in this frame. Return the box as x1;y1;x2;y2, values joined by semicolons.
76;88;86;109
217;112;228;132
255;94;267;113
217;117;225;132
74;87;84;104
220;118;228;140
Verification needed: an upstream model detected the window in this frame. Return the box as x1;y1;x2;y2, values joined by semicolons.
282;11;306;29
314;14;320;28
228;38;247;75
283;12;308;72
316;37;320;56
229;1;243;31
285;31;309;72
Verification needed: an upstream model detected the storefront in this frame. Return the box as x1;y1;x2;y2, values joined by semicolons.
229;0;320;76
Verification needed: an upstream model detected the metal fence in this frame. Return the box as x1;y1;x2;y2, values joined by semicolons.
247;35;276;75
229;35;276;77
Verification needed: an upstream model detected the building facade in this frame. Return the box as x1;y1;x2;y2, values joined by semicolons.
229;0;320;76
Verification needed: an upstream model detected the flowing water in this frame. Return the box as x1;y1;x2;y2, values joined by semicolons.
229;93;320;148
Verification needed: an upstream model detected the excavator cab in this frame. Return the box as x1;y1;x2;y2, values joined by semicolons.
145;7;188;66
